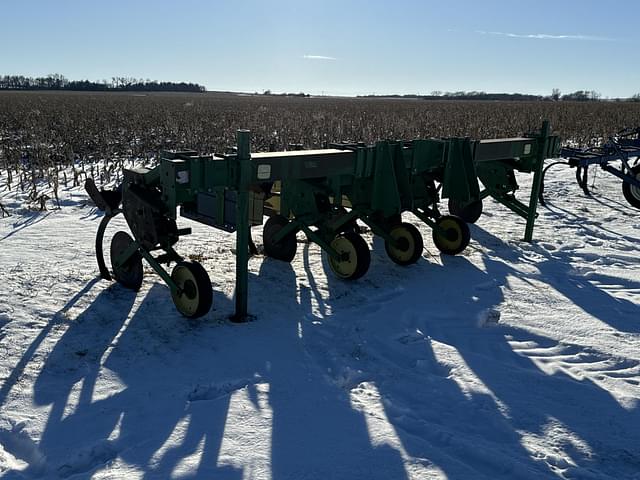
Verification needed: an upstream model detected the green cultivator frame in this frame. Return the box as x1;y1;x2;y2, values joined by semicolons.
86;122;560;319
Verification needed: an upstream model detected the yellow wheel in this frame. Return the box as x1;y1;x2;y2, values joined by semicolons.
385;222;424;266
432;215;470;255
170;261;213;318
327;231;370;280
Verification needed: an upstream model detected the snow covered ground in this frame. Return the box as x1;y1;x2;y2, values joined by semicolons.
0;163;639;479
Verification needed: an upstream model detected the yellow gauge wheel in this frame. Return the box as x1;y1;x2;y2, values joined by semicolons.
170;261;213;318
432;215;471;255
327;231;370;280
385;222;424;266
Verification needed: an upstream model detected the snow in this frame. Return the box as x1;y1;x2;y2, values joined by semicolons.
0;162;639;479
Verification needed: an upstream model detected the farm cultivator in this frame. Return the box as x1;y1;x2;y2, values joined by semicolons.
86;122;560;319
540;127;640;208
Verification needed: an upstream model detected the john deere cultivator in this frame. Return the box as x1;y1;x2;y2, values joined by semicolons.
86;122;559;319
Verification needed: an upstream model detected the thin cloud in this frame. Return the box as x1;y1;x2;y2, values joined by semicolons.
476;30;614;41
303;55;337;61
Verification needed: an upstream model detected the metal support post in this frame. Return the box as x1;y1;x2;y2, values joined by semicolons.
524;121;550;242
233;130;251;321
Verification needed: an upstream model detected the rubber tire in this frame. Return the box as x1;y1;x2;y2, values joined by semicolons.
448;198;483;224
110;231;143;290
432;215;471;255
622;165;640;209
170;261;213;318
328;231;371;280
263;215;297;262
385;214;402;228
385;222;424;266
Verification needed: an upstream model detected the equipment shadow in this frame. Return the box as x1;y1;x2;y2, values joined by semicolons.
475;221;640;334
314;227;639;478
28;282;244;479
315;236;562;478
22;220;639;479
25;256;410;479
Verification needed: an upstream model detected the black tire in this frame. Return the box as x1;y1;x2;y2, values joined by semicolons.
448;198;483;224
385;222;424;266
170;261;213;318
110;231;143;290
622;165;640;209
371;212;401;230
263;215;297;262
385;213;402;228
327;231;371;280
432;215;471;255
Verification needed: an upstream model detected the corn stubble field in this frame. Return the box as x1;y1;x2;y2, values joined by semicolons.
1;90;640;211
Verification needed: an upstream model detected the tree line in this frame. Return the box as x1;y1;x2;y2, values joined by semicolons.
359;89;640;102
0;74;205;92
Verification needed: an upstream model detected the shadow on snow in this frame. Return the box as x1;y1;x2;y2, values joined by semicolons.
12;220;640;479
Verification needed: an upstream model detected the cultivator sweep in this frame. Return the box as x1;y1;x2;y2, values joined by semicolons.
86;122;559;319
540;127;640;208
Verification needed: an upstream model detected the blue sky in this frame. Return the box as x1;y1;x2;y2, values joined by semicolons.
2;0;639;97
